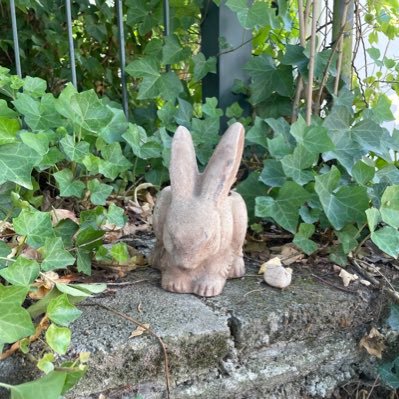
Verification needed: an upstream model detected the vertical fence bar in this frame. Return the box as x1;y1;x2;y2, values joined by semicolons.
65;0;77;87
115;0;129;118
163;0;170;72
10;0;22;77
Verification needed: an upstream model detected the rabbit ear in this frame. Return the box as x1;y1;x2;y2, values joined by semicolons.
170;126;199;198
201;122;245;203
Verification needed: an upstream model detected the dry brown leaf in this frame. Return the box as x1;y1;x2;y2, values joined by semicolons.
129;323;150;338
21;247;41;260
29;272;76;300
0;221;13;234
359;327;385;358
338;269;358;287
279;244;304;265
50;209;78;225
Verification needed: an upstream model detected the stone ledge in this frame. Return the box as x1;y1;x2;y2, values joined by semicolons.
0;263;382;399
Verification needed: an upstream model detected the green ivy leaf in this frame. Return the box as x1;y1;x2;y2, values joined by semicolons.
352;160;375;185
23;76;47;98
335;224;359;254
0;117;20;145
19;131;50;156
98;143;131;179
77;249;92;275
122;124;162;160
40;237;76;271
380;185;399;229
76;227;104;251
246;117;268;149
315;166;369;230
371;226;399;258
57;90;113;136
162;34;191;64
372;94;395;123
244;55;293;104
13;93;61;131
125;57;160;78
45;324;71;355
293;223;318;255
236;172;266;220
47;294;82;327
110;242;129;263
0;257;40;286
13;208;55;248
37;353;55;374
87;179;113;205
352;119;388;157
54;219;79;248
0;285;34;344
7;371;67;399
281;145;317;184
379;359;399;389
260;159;286;187
60;135;90;162
107;203;127;228
0;142;41;189
298;125;334;154
192;53;216;82
54;169;85;198
366;208;381;233
255;181;310;233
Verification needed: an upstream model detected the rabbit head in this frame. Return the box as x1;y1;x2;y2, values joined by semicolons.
162;123;245;269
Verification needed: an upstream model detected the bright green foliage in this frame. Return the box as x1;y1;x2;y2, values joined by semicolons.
45;324;71;355
47;294;82;327
293;224;318;255
2;371;67;399
255;181;310;233
13;208;55;248
0;257;40;286
0;286;34;345
40;237;76;272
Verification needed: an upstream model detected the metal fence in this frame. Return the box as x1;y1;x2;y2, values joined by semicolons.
8;0;172;119
8;0;251;119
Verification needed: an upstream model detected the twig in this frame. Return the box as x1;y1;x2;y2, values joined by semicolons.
292;0;306;122
365;376;379;399
315;4;350;107
306;0;320;125
82;302;171;398
106;279;150;286
333;0;350;95
310;273;357;293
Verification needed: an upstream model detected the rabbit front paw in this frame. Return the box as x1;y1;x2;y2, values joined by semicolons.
192;277;225;297
162;275;192;294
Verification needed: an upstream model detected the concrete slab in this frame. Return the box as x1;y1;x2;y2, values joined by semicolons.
0;260;382;399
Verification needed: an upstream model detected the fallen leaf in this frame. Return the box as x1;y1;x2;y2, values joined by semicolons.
0;221;13;234
338;269;359;287
359;327;385;358
21;247;41;260
50;209;78;225
129;323;150;338
279;244;304;265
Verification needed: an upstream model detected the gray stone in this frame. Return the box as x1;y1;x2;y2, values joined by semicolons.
0;263;381;399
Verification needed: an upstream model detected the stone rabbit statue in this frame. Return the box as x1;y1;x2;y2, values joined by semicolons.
151;122;247;297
